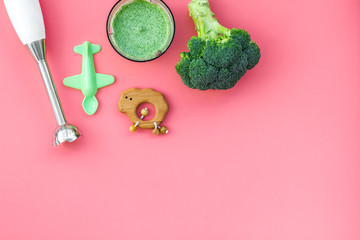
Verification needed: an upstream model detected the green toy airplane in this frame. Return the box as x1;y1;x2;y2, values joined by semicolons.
63;41;115;115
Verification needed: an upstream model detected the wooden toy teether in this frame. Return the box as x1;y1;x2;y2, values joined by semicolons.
118;88;169;135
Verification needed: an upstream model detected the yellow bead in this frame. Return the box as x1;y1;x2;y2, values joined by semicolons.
129;125;137;132
141;108;149;116
152;128;160;135
160;126;168;134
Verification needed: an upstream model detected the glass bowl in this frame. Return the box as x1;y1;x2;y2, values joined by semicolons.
106;0;175;62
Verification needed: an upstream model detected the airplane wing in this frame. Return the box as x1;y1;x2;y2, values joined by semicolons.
63;74;82;90
96;73;115;89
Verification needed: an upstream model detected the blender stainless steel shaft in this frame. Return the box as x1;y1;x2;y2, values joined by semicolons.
4;0;80;146
27;40;80;145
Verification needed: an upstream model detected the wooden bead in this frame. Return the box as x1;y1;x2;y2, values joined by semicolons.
160;126;168;134
129;125;137;132
141;108;149;116
152;128;160;135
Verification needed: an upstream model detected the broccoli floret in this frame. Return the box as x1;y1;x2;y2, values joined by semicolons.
175;0;261;90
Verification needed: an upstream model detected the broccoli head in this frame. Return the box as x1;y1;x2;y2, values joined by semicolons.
175;0;261;90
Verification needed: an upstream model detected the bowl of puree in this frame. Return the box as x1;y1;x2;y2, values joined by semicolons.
107;0;175;62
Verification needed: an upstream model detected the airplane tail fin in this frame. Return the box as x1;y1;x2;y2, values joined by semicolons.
74;42;101;55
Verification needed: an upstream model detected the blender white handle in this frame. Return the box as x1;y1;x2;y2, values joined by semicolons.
3;0;45;45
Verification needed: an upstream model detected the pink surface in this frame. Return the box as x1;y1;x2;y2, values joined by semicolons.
0;0;360;239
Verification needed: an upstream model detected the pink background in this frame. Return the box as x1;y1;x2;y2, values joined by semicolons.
0;0;360;239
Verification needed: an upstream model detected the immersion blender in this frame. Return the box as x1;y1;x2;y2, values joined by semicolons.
4;0;80;146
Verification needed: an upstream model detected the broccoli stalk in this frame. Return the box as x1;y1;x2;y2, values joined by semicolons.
188;0;230;40
176;0;261;90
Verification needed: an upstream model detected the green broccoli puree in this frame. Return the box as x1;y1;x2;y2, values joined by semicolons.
112;0;171;59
